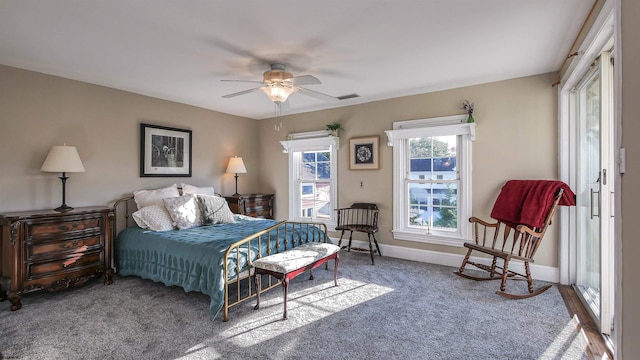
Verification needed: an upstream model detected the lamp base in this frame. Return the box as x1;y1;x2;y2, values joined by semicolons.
54;204;74;212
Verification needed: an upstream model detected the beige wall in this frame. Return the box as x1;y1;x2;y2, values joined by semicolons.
0;65;260;212
619;0;639;357
0;64;568;273
258;73;561;267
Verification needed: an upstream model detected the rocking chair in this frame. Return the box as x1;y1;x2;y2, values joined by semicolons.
335;203;380;265
455;180;576;299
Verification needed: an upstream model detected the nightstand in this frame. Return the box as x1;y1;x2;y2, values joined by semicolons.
224;194;274;219
0;206;114;311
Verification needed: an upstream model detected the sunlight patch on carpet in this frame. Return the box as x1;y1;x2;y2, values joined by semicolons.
176;344;222;360
540;315;588;359
218;278;394;347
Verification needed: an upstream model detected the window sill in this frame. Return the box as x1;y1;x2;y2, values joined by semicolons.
391;229;468;247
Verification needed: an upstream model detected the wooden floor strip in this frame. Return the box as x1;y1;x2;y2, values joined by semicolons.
557;284;613;359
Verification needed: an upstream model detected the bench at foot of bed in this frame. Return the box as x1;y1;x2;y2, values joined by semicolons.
253;242;340;320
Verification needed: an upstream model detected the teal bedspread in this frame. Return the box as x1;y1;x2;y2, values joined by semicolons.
115;217;325;320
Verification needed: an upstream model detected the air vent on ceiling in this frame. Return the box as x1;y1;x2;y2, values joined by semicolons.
337;94;360;100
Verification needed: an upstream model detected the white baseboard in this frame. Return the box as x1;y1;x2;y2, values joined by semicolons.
333;238;559;283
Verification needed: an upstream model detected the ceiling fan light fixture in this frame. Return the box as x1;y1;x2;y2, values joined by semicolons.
262;83;294;103
263;68;293;83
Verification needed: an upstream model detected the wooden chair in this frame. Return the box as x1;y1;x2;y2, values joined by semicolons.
455;180;575;299
335;203;380;265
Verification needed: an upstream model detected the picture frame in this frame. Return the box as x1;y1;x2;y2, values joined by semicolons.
349;135;380;170
140;123;192;177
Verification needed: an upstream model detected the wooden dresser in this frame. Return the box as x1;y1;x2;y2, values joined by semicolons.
0;206;114;311
224;194;274;219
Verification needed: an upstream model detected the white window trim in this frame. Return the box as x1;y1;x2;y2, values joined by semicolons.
280;134;339;228
385;115;475;246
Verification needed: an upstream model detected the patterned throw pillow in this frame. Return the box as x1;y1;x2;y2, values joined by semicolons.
132;205;175;231
197;195;236;225
163;194;202;230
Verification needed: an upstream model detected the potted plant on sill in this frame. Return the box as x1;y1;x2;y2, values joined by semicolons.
326;122;343;137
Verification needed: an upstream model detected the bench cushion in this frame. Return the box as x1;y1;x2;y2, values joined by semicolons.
252;243;340;274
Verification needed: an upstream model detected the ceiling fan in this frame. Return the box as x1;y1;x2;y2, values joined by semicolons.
221;63;338;103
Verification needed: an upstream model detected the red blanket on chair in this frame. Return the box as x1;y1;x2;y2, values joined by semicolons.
490;180;576;229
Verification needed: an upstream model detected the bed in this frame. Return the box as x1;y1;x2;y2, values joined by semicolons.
112;189;329;322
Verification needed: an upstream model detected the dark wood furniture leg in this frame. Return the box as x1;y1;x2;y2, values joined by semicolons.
8;291;21;311
368;233;375;265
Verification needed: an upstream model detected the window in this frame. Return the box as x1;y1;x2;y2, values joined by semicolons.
280;132;339;227
385;115;475;246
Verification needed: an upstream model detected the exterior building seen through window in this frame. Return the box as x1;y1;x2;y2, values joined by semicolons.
280;133;338;227
385;115;475;246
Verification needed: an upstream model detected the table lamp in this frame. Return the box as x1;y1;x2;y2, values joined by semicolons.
41;145;85;212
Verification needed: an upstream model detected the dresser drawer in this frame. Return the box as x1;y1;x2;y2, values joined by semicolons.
244;207;271;218
242;198;272;209
28;251;103;279
28;218;102;241
28;235;103;260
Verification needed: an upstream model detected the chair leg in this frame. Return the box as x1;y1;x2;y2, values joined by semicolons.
489;256;499;279
368;233;375;265
499;258;510;292
334;253;340;287
282;277;290;320
372;233;382;256
457;248;473;273
525;261;534;293
253;273;261;310
348;231;354;252
338;230;346;248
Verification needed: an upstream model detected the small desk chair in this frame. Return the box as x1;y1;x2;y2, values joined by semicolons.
335;203;380;264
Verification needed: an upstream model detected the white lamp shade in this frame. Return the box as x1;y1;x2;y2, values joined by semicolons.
41;145;86;173
226;156;247;174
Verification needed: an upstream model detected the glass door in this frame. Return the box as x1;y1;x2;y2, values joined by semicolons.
575;48;614;337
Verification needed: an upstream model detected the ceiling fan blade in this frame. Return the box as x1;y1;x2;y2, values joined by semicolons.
296;87;339;102
291;75;321;86
222;87;263;98
221;79;264;84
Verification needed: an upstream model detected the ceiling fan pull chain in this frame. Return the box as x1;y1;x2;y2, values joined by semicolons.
274;102;282;131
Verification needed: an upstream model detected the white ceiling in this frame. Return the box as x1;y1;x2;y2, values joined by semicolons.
0;1;592;120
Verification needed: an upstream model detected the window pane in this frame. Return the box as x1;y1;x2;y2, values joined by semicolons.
317;151;330;162
409;183;432;227
408;182;458;229
302;162;316;180
409;136;457;181
303;152;316;162
315;182;331;219
317;162;330;179
433;183;458;230
299;181;331;219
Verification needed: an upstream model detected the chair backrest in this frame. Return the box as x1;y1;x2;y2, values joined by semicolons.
350;202;378;210
336;203;379;231
472;189;564;261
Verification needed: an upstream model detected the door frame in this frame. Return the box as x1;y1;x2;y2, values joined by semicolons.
558;0;620;351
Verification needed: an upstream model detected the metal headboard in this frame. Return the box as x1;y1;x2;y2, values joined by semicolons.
112;195;136;236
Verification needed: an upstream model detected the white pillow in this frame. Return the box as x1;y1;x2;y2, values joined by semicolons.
132;205;175;231
133;184;180;209
181;183;216;196
196;194;236;225
163;194;202;230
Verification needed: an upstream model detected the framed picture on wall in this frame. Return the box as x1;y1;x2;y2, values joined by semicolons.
140;123;192;177
350;135;379;170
